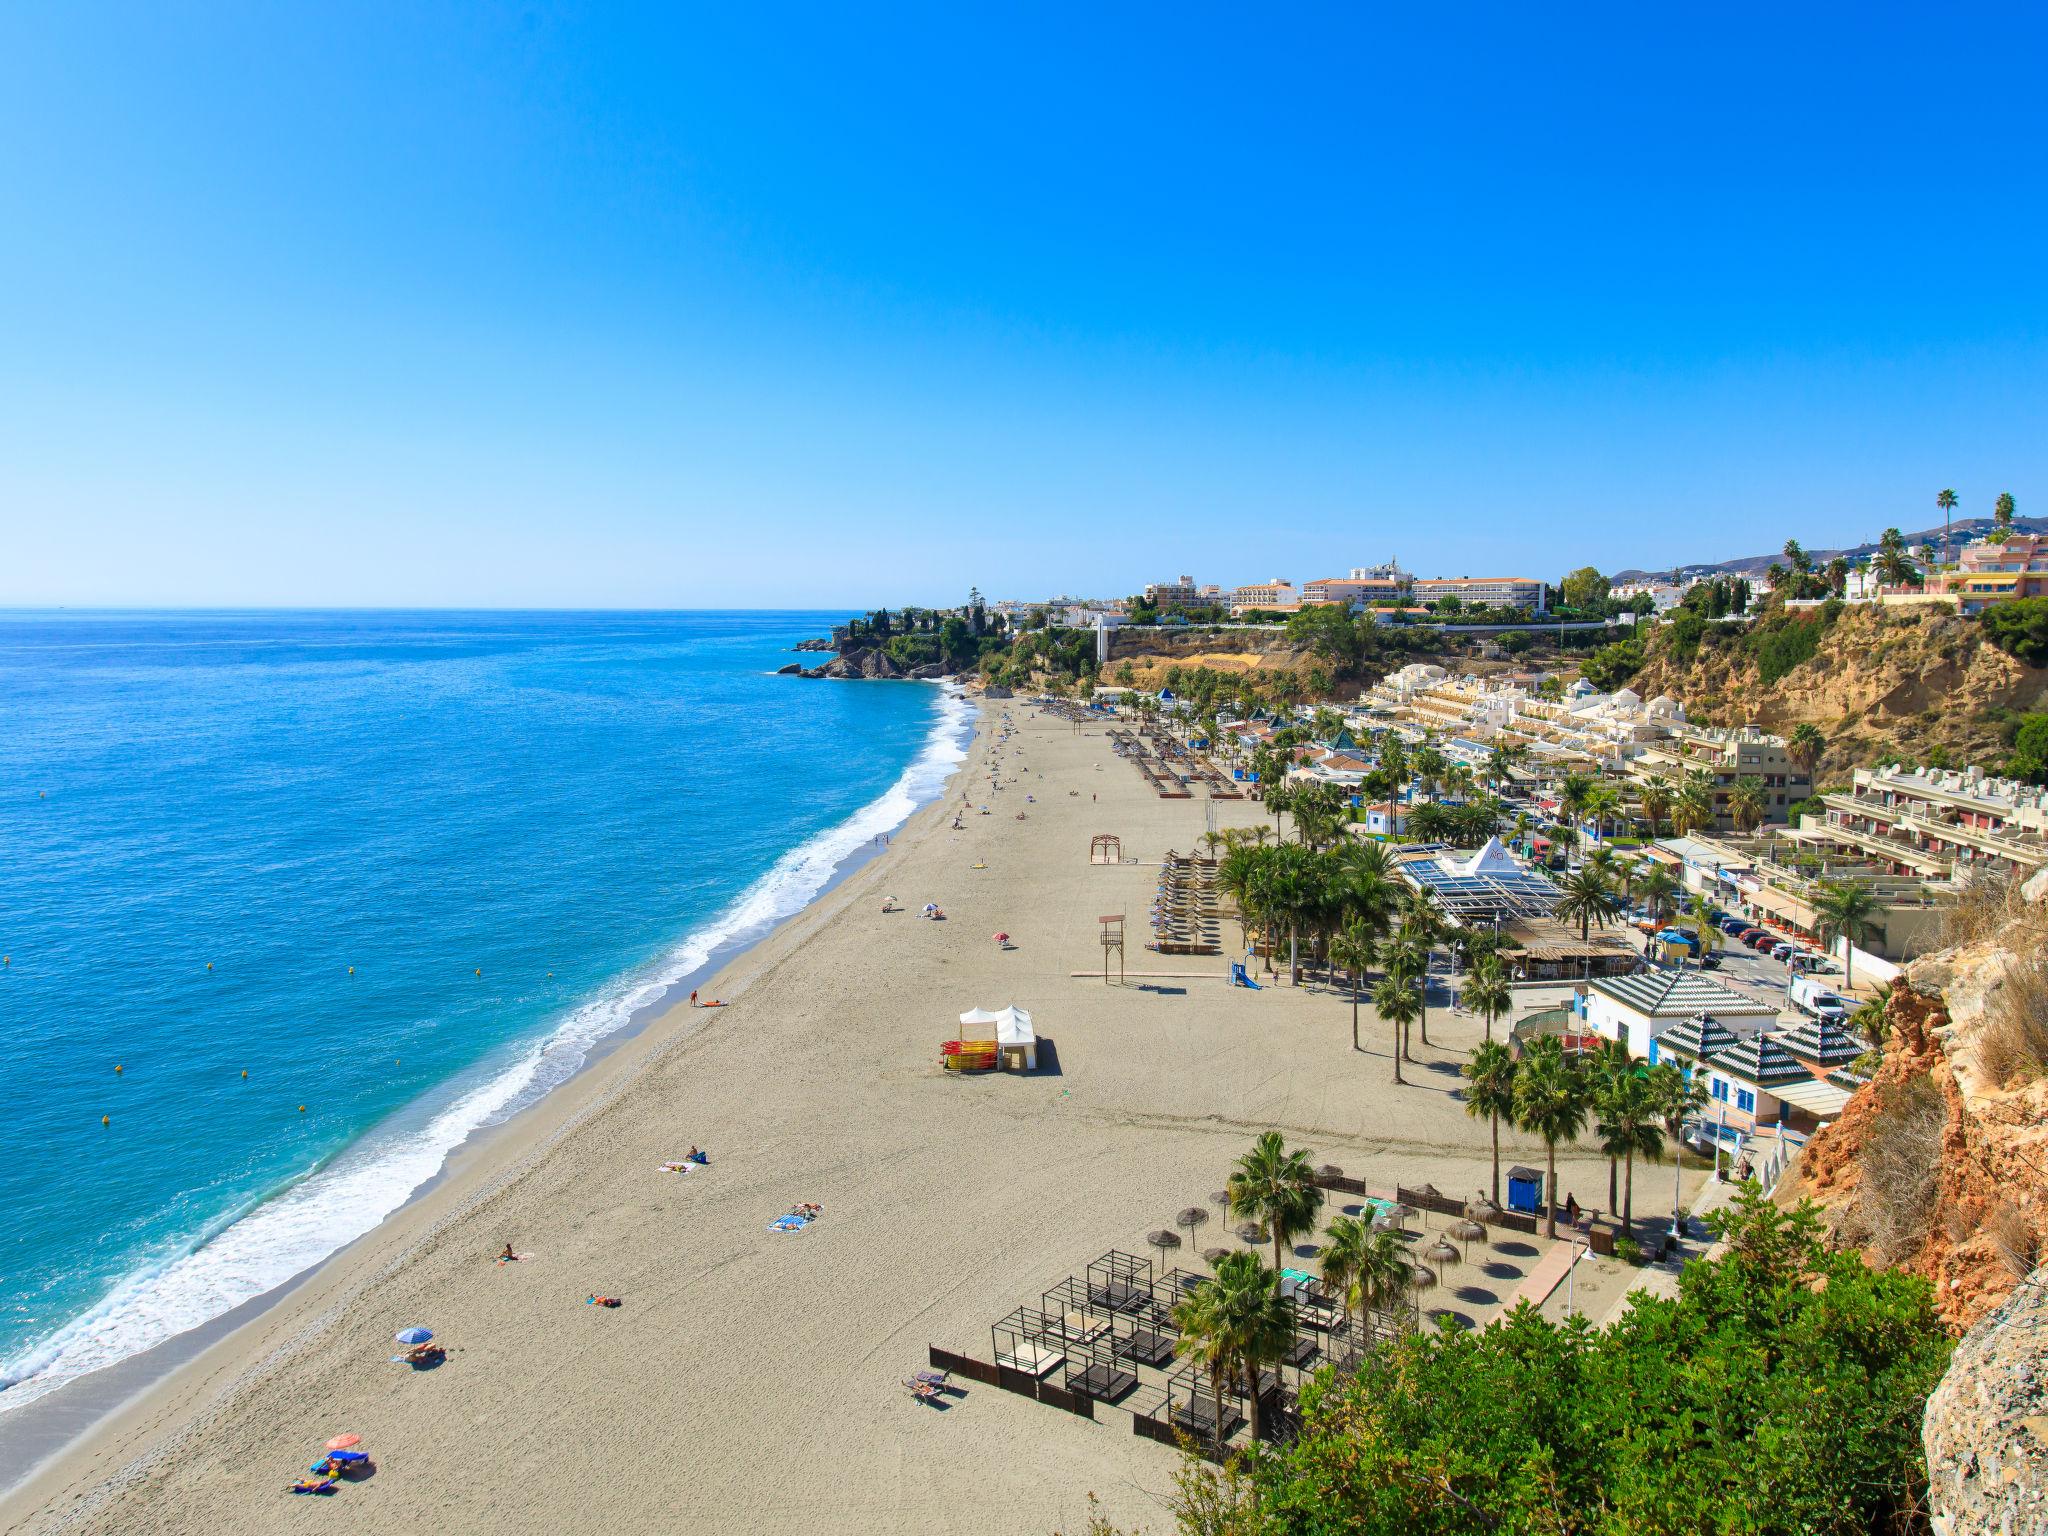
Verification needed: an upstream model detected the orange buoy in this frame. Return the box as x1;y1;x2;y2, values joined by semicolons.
115;1064;123;1074
101;1115;109;1126
474;968;481;976
298;1105;306;1113
241;1070;248;1078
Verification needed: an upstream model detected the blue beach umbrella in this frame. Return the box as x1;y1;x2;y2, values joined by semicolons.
394;1326;433;1346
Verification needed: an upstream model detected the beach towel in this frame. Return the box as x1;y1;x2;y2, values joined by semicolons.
769;1214;809;1232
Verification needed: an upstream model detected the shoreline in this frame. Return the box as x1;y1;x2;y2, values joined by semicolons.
5;696;1651;1536
0;686;971;1496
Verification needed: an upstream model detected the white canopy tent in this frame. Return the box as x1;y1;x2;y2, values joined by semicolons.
959;1005;1036;1070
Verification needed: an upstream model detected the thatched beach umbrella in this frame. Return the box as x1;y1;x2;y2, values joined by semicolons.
1315;1163;1344;1181
1147;1229;1182;1266
1175;1206;1210;1232
1450;1218;1488;1252
1211;1189;1231;1219
1426;1237;1461;1270
1235;1222;1267;1245
1407;1263;1437;1292
1202;1247;1231;1267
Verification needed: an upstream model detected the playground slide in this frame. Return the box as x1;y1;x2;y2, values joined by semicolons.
1230;963;1262;989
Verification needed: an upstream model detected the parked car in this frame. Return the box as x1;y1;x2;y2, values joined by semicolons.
1698;952;1723;970
1770;941;1801;961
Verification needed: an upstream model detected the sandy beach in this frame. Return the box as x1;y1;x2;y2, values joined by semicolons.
3;700;1654;1536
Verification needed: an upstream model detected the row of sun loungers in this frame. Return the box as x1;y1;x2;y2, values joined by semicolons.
1149;851;1223;955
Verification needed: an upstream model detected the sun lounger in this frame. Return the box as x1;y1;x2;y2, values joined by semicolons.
993;1343;1065;1377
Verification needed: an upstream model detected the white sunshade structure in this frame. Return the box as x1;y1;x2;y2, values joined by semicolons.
959;1005;1037;1069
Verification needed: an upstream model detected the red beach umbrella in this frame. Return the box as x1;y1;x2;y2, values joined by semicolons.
325;1433;361;1451
992;932;1009;943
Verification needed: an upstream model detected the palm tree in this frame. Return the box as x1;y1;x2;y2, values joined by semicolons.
1461;1041;1518;1206
1690;906;1721;968
1590;1042;1634;1210
1318;1215;1370;1331
1787;723;1825;782
1554;864;1613;944
1674;770;1717;836
1992;491;2017;543
1582;783;1624;848
1387;934;1432;1052
1728;775;1767;833
1813;879;1881;988
1463;955;1512;1042
1937;487;1958;565
1203;1251;1297;1442
1597;1068;1664;1228
1874;528;1913;587
1558;772;1595;850
1171;1268;1234;1442
1372;972;1418;1085
1513;1038;1589;1239
1348;1227;1412;1342
1330;918;1379;1052
1648;1061;1708;1234
1634;865;1677;925
1228;1131;1325;1275
1634;780;1671;838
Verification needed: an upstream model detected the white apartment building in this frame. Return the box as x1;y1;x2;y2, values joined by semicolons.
1413;576;1547;612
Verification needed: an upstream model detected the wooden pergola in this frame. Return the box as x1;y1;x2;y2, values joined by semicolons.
1090;833;1122;865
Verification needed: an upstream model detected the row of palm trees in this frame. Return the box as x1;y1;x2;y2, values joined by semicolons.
1460;1036;1708;1239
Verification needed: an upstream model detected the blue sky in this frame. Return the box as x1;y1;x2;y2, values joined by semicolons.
2;4;2043;608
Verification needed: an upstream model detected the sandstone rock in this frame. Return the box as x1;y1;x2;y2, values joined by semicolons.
1924;1266;2048;1536
775;663;803;675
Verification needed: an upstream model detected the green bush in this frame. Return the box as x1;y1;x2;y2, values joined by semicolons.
1750;612;1827;684
1982;597;2048;667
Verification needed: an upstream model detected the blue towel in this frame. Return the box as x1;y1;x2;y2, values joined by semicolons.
769;1215;806;1231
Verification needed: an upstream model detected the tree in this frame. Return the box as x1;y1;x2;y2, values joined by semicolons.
1461;1041;1518;1208
1874;527;1914;587
1347;1226;1412;1338
1634;864;1677;925
1514;1038;1589;1239
1169;1272;1233;1443
1330;918;1379;1052
1228;1131;1325;1275
1558;772;1595;850
1937;486;1959;563
1648;1061;1708;1233
1595;1066;1664;1228
1206;1251;1297;1443
1787;722;1826;780
1554;864;1614;944
1674;769;1717;836
1559;566;1610;612
1813;879;1881;987
1991;490;2017;543
1634;780;1671;838
1372;972;1418;1085
1462;955;1511;1042
1728;775;1767;833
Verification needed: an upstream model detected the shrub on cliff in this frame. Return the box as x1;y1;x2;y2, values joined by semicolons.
1981;597;2048;668
1113;1188;1951;1536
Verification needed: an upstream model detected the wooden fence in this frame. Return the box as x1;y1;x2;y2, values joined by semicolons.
928;1345;1093;1420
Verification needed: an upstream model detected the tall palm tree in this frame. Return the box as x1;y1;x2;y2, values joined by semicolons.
1674;770;1717;836
1992;490;2017;543
1787;723;1826;782
1461;1041;1518;1207
1372;973;1418;1085
1347;1227;1412;1343
1582;783;1624;847
1589;1042;1634;1211
1558;772;1595;850
1202;1251;1297;1442
1171;1270;1234;1442
1648;1061;1708;1234
1513;1038;1589;1239
1463;955;1512;1042
1330;918;1378;1052
1597;1068;1664;1228
1317;1215;1370;1331
1937;487;1958;565
1728;775;1767;833
1554;864;1614;944
1813;879;1881;988
1228;1131;1325;1274
1634;865;1677;925
1635;780;1672;838
1387;935;1431;1052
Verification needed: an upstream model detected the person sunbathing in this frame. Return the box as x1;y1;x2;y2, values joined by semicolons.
587;1295;622;1307
289;1476;336;1495
403;1342;442;1363
499;1243;518;1262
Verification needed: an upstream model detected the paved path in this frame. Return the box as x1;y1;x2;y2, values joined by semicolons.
1503;1237;1583;1310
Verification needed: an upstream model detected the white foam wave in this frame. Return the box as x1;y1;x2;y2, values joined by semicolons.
0;685;974;1413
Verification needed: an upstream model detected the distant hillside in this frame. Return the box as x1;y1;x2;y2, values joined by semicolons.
1613;515;2048;585
1623;603;2047;779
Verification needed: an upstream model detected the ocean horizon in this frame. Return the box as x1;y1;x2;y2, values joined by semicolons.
0;609;970;1412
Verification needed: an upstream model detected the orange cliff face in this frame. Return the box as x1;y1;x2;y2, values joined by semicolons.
1785;897;2048;1333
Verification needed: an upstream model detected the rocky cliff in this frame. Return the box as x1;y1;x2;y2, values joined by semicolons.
788;645;951;680
1782;872;2048;1530
1627;605;2046;780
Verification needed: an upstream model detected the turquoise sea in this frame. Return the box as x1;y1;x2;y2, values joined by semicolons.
0;611;968;1411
